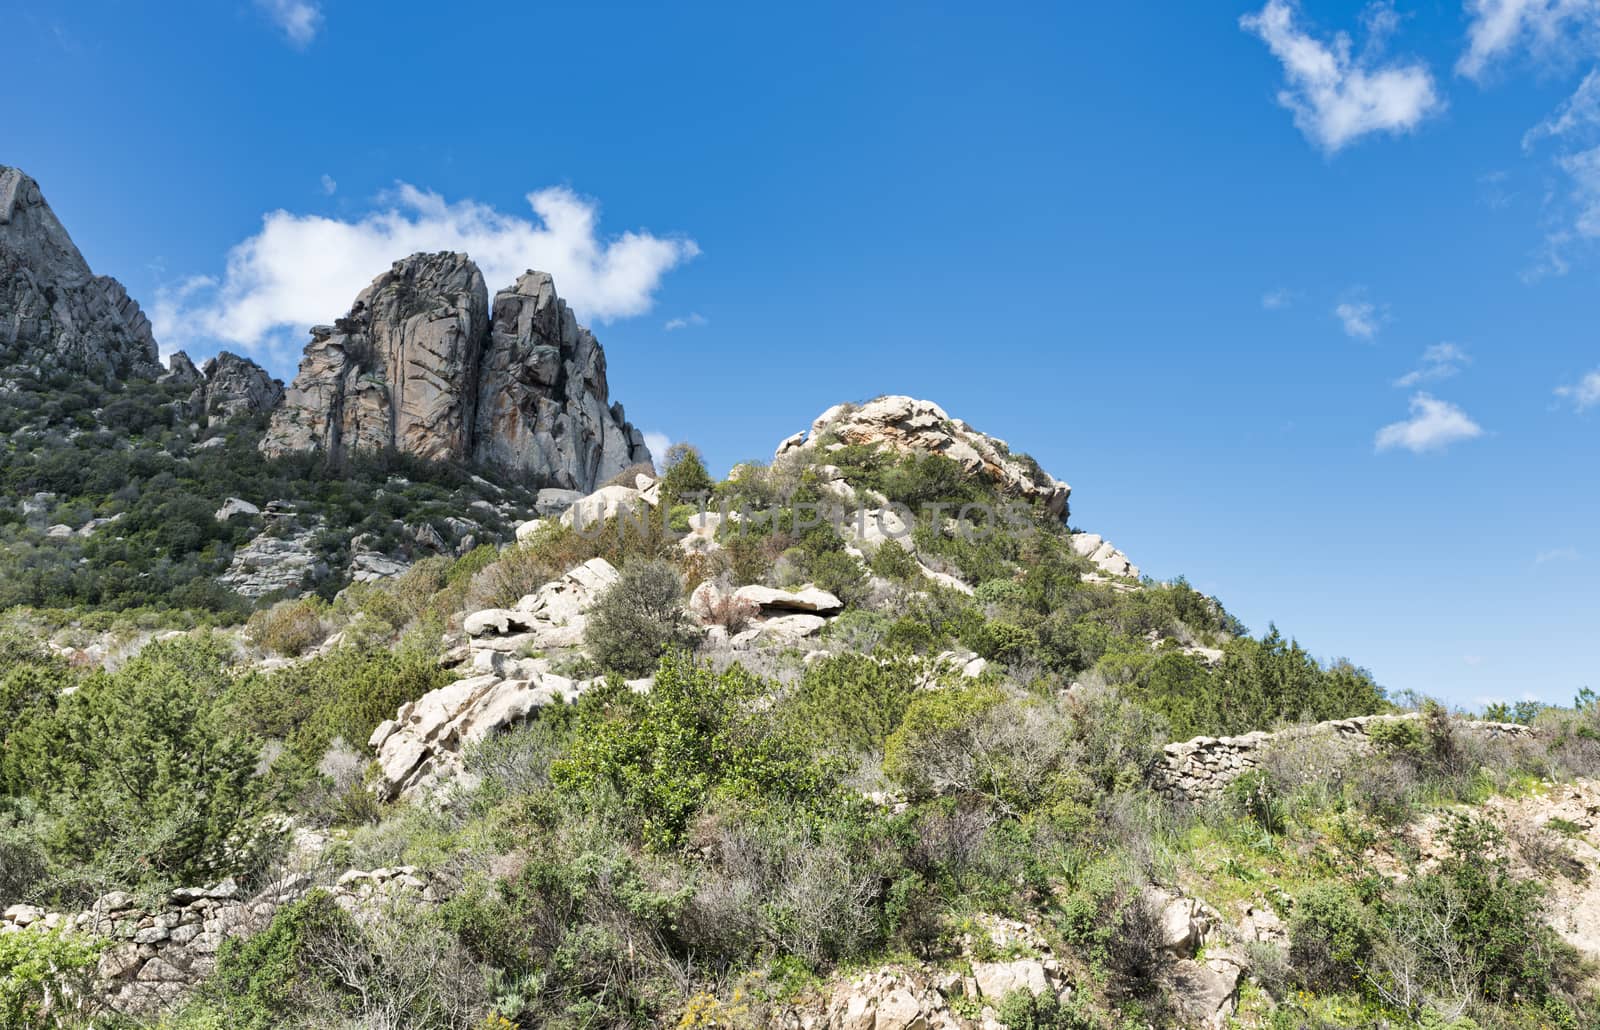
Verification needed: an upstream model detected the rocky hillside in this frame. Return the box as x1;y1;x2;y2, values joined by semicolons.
2;167;1597;1030
0;168;656;617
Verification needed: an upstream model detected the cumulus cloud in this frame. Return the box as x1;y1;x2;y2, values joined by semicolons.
1240;0;1442;153
1395;342;1470;386
1458;0;1600;80
664;312;708;331
1535;545;1582;563
256;0;323;49
320;173;337;196
1375;393;1486;452
1335;298;1382;338
1555;367;1600;409
153;184;698;362
1260;288;1296;309
642;431;672;470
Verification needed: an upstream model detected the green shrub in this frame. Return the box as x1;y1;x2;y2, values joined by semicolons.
583;559;699;676
1289;882;1372;989
996;988;1097;1030
4;635;268;890
868;540;921;582
779;652;922;754
0;927;103;1029
553;653;843;850
228;631;449;765
1224;768;1285;835
244;596;328;656
208;891;352;1030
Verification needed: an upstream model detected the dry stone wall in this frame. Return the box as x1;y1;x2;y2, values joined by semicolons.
1157;712;1536;801
1;867;432;1016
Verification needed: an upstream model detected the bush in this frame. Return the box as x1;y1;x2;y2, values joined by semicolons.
660;443;714;508
0;927;103;1029
779;652;923;755
553;653;843;850
208;891;353;1030
1289;882;1372;990
244;596;328;656
584;559;699;676
3;635;269;891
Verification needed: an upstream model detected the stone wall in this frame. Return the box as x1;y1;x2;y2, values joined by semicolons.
1157;712;1536;802
0;866;432;1016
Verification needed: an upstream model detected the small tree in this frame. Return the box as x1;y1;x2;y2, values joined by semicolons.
583;559;699;676
660;443;714;508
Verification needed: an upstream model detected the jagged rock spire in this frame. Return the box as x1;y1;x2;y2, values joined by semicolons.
262;252;651;490
0;165;164;382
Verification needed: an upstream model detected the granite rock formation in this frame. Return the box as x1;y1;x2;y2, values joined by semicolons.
262;254;651;491
185;350;285;421
0;165;163;382
776;396;1071;518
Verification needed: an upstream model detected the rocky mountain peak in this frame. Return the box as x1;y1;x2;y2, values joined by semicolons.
262;252;651;491
0;165;163;382
776;395;1072;518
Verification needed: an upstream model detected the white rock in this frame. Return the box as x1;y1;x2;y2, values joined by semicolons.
214;498;260;521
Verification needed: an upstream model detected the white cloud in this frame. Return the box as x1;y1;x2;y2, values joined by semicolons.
153;184;699;361
664;312;708;331
1555;367;1600;409
320;174;337;196
256;0;323;49
1535;545;1582;563
642;431;672;470
1394;342;1470;386
1520;73;1600;274
1375;393;1486;452
1335;298;1381;338
1260;288;1295;309
1240;0;1442;153
1458;0;1600;80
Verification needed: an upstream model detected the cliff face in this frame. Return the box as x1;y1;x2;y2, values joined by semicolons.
262;254;651;491
0;166;163;382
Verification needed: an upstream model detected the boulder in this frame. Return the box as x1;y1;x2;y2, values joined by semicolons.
558;484;651;529
733;584;844;615
971;958;1051;1001
214;498;260;521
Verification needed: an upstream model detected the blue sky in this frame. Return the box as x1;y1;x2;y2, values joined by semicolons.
5;1;1597;708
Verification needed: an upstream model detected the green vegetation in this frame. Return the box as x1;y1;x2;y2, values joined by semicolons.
1;411;1596;1029
582;559;699;676
0;370;536;617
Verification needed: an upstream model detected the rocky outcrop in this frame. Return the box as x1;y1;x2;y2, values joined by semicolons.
371;660;652;800
464;556;622;651
1069;532;1140;580
473;271;651;489
776;396;1071;518
187;351;284;421
0;166;163;382
218;521;327;599
261;255;651;491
